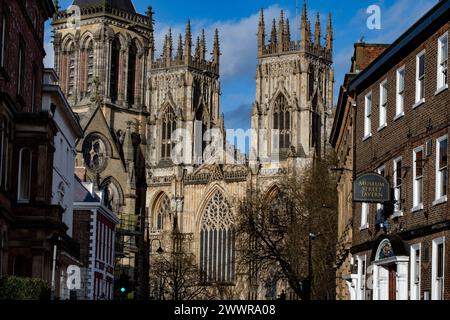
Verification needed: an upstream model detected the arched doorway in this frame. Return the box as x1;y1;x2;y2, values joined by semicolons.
371;237;409;300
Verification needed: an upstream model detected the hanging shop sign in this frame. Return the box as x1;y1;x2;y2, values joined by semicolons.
353;173;390;203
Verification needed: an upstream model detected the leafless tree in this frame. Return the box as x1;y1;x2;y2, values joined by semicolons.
235;154;338;300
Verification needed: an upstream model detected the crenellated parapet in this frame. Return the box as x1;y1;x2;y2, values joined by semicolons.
151;21;220;75
257;1;333;62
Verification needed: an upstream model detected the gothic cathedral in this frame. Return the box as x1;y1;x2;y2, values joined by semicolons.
52;0;333;300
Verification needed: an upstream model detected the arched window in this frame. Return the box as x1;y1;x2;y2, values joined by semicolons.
110;37;120;102
161;106;176;160
268;189;289;225
200;191;235;283
17;148;32;202
155;194;170;231
308;64;315;100
273;95;291;150
195;106;208;163
127;41;137;106
86;41;94;95
100;179;122;214
67;43;76;98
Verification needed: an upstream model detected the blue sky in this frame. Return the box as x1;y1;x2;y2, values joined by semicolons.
45;0;437;134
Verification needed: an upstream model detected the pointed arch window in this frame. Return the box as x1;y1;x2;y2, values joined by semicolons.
308;64;315;100
155;194;170;231
86;41;94;94
200;191;235;283
67;43;76;98
110;37;120;102
127;41;137;106
273;95;291;150
161;106;177;160
17;148;32;202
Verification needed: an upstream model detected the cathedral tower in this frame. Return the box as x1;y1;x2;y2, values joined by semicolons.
251;1;334;174
52;0;153;300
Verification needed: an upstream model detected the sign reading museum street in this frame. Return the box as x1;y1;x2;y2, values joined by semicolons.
353;173;390;203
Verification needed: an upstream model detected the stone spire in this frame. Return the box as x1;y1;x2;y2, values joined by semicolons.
146;6;155;59
200;29;206;61
257;8;265;56
314;12;321;47
326;12;333;52
270;18;277;53
185;19;192;64
306;19;312;45
212;29;220;66
176;34;183;62
284;18;291;51
195;35;201;60
278;10;285;52
163;28;173;66
300;0;308;48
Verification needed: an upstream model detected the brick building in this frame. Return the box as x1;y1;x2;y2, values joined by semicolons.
0;0;68;285
331;42;388;300
73;177;119;300
348;1;449;300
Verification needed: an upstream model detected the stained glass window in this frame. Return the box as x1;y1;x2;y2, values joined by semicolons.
200;191;235;283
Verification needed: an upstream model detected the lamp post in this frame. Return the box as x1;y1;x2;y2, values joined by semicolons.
306;232;321;301
50;233;62;300
149;238;163;300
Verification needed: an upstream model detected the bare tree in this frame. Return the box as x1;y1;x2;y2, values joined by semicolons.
236;154;338;300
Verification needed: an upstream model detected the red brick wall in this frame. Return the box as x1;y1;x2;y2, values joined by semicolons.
353;22;449;299
72;210;92;267
0;0;47;112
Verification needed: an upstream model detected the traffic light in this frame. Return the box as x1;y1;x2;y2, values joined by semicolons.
116;273;131;300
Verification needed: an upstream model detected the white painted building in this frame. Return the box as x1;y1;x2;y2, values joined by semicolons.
42;69;83;237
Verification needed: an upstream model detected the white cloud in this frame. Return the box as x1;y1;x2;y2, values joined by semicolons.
153;5;286;81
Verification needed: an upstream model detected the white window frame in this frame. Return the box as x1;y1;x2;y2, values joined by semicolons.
431;237;445;300
435;135;448;204
414;50;426;106
17;148;32;203
393;157;403;216
364;92;372;139
376;166;386;221
395;66;405;118
437;32;448;93
356;255;367;300
378;80;387;130
412;146;424;211
360;203;369;230
410;243;421;300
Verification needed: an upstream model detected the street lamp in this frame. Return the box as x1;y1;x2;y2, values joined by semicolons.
306;232;321;301
149;239;164;299
49;233;62;301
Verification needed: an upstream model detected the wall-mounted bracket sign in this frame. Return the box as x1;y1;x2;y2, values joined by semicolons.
353;173;390;203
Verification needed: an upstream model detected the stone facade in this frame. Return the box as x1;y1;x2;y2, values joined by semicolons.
52;0;334;299
330;43;388;300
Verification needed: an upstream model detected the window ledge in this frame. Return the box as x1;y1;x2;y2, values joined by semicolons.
363;133;372;142
413;99;425;109
359;223;369;231
394;112;405;121
392;211;404;218
435;85;448;96
377;124;387;132
411;204;424;213
433;196;447;207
